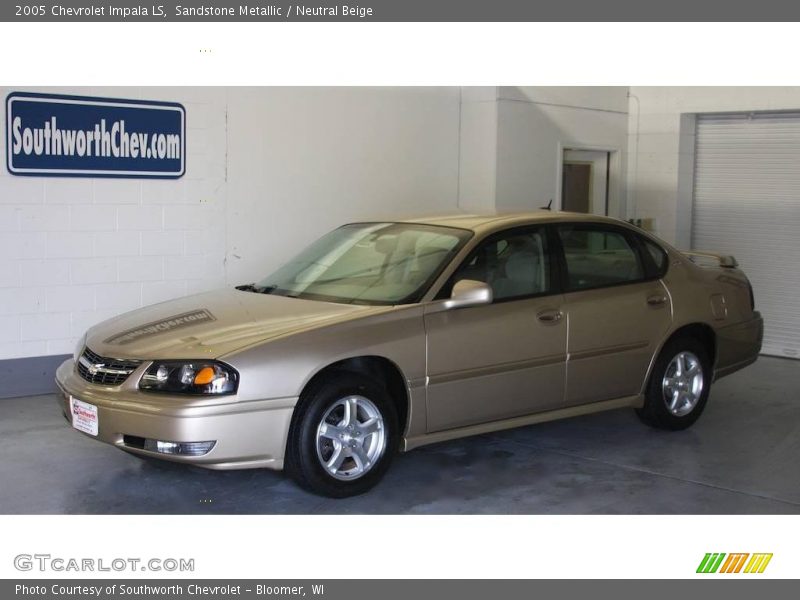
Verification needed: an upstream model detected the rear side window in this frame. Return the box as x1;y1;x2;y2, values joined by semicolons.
641;238;668;276
558;226;644;291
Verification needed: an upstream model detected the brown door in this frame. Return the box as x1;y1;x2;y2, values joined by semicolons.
562;163;592;213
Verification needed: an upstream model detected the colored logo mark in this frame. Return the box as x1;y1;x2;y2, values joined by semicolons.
697;553;773;574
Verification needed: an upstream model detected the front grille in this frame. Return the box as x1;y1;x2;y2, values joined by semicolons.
76;347;142;386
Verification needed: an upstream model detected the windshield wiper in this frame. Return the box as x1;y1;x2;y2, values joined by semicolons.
235;283;278;294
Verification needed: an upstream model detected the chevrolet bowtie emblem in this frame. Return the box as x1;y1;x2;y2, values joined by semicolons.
87;363;104;375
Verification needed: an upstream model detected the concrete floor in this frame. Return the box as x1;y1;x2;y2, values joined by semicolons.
0;356;797;514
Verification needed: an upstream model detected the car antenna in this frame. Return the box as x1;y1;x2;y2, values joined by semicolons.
541;199;553;211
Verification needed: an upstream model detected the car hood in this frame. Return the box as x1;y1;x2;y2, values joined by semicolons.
84;288;386;360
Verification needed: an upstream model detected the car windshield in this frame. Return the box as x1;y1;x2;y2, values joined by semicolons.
247;222;472;305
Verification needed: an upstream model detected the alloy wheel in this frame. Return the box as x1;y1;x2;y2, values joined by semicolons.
662;351;705;417
315;395;387;481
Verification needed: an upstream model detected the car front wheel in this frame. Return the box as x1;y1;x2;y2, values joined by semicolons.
285;372;398;497
637;336;712;430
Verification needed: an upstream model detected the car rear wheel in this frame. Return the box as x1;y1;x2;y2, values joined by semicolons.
636;336;712;430
285;372;398;497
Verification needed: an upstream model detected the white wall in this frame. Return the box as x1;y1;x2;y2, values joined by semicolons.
455;87;629;216
457;87;499;213
0;86;462;360
495;86;629;215
224;87;461;285
627;87;800;246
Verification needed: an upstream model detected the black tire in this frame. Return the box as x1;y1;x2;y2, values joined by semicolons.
285;371;399;498
636;335;712;430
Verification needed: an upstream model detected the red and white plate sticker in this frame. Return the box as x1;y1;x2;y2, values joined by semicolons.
69;397;99;436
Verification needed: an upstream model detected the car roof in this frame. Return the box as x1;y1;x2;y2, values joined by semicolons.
399;210;629;233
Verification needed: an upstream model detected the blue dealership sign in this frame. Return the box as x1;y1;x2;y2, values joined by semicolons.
6;92;185;178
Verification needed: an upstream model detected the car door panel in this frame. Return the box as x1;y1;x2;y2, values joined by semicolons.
423;225;567;433
555;224;673;407
424;297;567;431
564;281;672;406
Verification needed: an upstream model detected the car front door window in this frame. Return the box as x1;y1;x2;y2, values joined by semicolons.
449;229;551;301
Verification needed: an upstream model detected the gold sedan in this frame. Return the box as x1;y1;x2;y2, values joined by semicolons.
56;212;763;497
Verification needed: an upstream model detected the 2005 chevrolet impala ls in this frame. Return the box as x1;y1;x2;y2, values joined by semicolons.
56;212;763;497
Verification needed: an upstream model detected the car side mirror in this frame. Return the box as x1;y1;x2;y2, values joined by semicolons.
443;279;493;310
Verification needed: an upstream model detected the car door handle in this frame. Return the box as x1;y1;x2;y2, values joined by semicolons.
647;294;668;306
537;309;563;323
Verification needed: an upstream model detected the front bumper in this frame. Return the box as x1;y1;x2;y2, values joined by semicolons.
55;358;297;470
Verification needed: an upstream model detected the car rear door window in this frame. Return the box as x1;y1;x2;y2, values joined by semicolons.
558;226;644;291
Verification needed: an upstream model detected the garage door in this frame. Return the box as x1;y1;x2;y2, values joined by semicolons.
693;112;800;359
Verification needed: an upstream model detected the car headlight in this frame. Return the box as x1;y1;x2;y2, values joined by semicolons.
139;361;239;395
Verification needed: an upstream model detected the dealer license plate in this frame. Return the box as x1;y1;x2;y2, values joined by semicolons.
69;397;99;436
